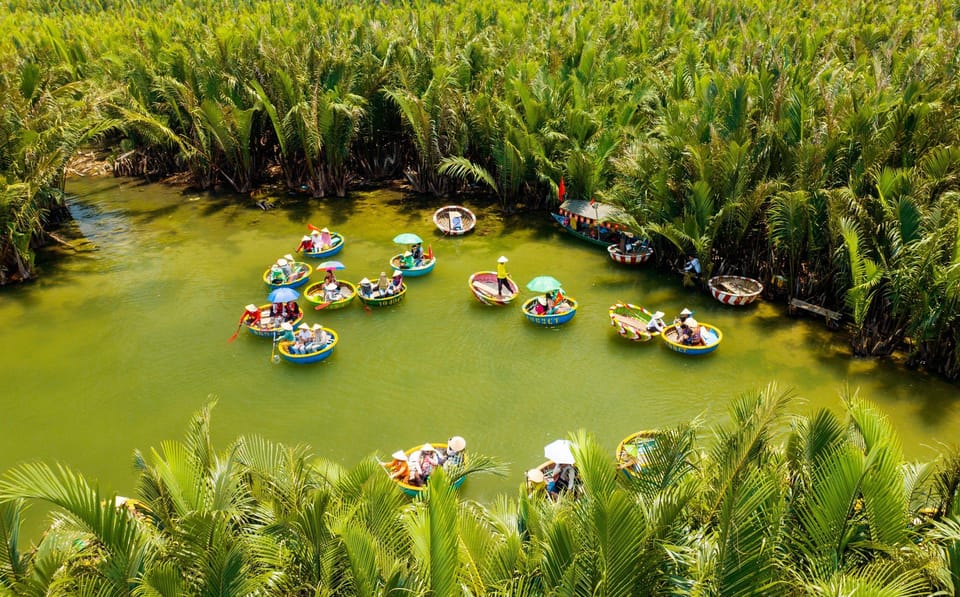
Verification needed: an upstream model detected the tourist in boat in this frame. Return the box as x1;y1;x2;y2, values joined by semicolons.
377;271;391;297
526;468;546;495
310;323;329;349
359;277;373;297
309;229;322;252
646;310;666;333
547;463;578;497
441;436;466;468
323;268;337;287
683;317;704;346
407;451;423;486
419;444;439;480
532;296;547;315
285;300;301;322
323;282;342;302
269;262;285;284
297;235;313;253
291;323;312;354
276;257;293;280
675;308;693;327
389;270;404;294
387;450;409;481
400;251;415;269
683;255;702;278
496;256;511;296
411;242;424;264
319;227;333;249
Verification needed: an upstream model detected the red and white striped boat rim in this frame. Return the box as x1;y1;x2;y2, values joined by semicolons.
607;244;653;265
708;276;763;306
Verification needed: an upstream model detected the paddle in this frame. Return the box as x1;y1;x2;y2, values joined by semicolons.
270;337;281;364
314;301;331;310
227;322;243;343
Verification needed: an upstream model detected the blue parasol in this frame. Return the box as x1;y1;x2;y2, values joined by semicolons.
318;260;346;271
268;287;300;303
526;276;563;293
393;233;423;245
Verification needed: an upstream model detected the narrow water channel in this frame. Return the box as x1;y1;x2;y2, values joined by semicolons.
2;177;958;502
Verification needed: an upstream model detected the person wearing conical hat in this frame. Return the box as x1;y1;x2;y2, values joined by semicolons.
278;321;296;343
419;444;439;480
359;277;373;297
441;436;466;468
276;257;293;279
323;267;337;287
297;235;313;253
319;227;332;248
387;450;409;481
377;271;390;296
239;303;261;328
400;250;415;269
646;310;666;334
496;256;512;296
389;270;404;294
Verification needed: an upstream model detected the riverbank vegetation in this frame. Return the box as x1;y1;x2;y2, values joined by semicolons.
3;387;960;595
1;0;959;378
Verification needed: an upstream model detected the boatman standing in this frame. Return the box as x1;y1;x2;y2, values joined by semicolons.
497;255;511;296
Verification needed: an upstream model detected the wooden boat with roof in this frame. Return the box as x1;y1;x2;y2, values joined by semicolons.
551;199;627;248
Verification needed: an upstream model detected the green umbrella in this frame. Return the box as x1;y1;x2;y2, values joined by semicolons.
526;276;563;292
393;233;423;244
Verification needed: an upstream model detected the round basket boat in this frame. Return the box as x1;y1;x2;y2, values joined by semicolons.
263;262;312;289
607;244;654;265
384;442;468;497
303;280;357;310
468;271;519;306
243;304;304;338
608;303;658;341
357;283;407;307
433;205;476;235
521;297;578;326
708;275;763;306
299;233;345;259
616;430;660;478
661;323;723;355
276;328;339;364
389;254;436;277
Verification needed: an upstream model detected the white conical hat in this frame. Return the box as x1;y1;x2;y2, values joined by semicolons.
245;304;258;312
360;277;370;284
447;436;466;452
652;311;665;319
325;283;338;290
421;443;436;452
301;235;310;241
276;258;288;266
680;308;693;316
311;323;323;331
391;450;408;461
526;468;545;483
498;256;508;263
298;323;310;330
283;254;295;262
280;322;293;331
393;270;402;277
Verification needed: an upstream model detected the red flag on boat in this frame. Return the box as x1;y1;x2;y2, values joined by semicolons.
426;244;434;260
558;177;566;203
589;197;596;207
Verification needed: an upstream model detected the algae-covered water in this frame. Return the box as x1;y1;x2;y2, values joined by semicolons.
1;177;958;501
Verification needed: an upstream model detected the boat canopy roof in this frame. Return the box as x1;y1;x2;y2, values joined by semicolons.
558;199;626;223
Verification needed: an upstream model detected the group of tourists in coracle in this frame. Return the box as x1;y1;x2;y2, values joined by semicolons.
384;436;468;496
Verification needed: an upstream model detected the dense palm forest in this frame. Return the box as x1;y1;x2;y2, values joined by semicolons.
2;387;960;595
1;0;959;377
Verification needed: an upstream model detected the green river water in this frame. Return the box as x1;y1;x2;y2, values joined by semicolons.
2;177;959;504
